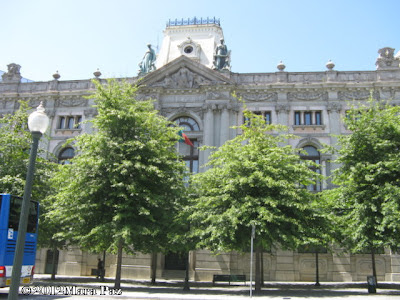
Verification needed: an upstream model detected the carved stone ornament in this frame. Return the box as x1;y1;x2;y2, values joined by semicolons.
288;91;328;101
206;91;222;100
152;67;211;89
178;37;201;61
57;97;87;107
338;90;380;101
2;63;22;83
275;104;290;114
376;47;400;70
239;92;278;102
84;108;97;118
327;102;342;113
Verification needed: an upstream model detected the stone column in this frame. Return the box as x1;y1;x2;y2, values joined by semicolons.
327;102;342;175
84;108;97;134
219;103;230;146
202;104;214;168
275;104;290;129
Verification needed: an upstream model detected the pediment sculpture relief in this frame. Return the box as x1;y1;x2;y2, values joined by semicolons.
152;67;211;89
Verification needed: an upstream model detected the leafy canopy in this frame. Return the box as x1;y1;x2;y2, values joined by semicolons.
326;98;400;252
189;108;325;252
47;80;187;254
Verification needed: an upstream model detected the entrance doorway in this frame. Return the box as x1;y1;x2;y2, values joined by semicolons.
45;249;59;274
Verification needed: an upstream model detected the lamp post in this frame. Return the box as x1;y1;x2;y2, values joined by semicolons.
8;102;49;300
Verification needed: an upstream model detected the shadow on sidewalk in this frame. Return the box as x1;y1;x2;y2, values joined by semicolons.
1;276;399;298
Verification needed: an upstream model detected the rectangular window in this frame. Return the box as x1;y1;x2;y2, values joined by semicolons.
57;116;82;130
304;112;312;125
67;117;75;129
294;111;323;126
59;117;65;129
315;111;322;125
76;116;82;129
295;111;301;125
243;111;272;126
265;111;271;124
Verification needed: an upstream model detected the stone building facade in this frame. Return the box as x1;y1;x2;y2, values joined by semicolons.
2;18;400;282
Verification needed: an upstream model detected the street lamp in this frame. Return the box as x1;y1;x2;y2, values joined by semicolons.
8;102;49;300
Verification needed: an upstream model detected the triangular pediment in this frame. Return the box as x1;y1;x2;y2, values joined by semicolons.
138;56;234;89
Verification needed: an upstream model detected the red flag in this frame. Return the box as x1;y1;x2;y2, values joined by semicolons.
178;130;194;147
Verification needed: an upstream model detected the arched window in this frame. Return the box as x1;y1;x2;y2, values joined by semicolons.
300;146;321;191
58;147;75;165
172;117;199;174
173;117;199;131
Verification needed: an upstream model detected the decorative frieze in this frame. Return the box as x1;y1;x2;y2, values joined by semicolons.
56;96;87;107
238;92;278;102
338;90;379;101
136;93;159;101
288;91;328;102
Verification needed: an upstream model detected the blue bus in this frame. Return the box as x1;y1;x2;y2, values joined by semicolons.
0;194;39;287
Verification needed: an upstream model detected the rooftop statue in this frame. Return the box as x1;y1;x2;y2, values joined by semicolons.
138;44;156;76
213;38;230;71
2;63;22;83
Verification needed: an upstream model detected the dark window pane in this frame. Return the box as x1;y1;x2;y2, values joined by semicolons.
295;112;301;125
305;112;312;125
315;111;322;125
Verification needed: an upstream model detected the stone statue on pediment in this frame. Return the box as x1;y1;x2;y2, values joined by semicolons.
138;44;157;76
2;63;22;83
213;38;230;71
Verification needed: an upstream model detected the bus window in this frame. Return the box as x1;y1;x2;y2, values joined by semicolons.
8;196;21;231
8;196;38;233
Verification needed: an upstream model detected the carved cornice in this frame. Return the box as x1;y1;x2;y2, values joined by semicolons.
136;93;159;101
206;91;223;100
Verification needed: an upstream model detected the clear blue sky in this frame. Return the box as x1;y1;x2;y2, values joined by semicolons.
1;0;399;82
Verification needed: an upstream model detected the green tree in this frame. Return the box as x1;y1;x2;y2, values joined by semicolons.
0;100;57;277
325;98;400;281
47;80;187;288
189;108;325;292
0;100;54;199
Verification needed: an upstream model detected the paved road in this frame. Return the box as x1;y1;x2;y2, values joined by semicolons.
0;275;399;299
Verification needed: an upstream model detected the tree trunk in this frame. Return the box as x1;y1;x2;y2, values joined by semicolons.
260;247;264;287
151;252;157;285
114;239;123;289
371;247;377;284
315;250;320;286
183;252;190;291
255;245;261;293
50;244;57;281
102;250;106;282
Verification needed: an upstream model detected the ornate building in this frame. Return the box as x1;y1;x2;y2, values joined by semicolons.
2;18;400;282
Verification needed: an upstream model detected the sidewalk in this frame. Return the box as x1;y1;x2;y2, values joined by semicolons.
1;274;400;299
